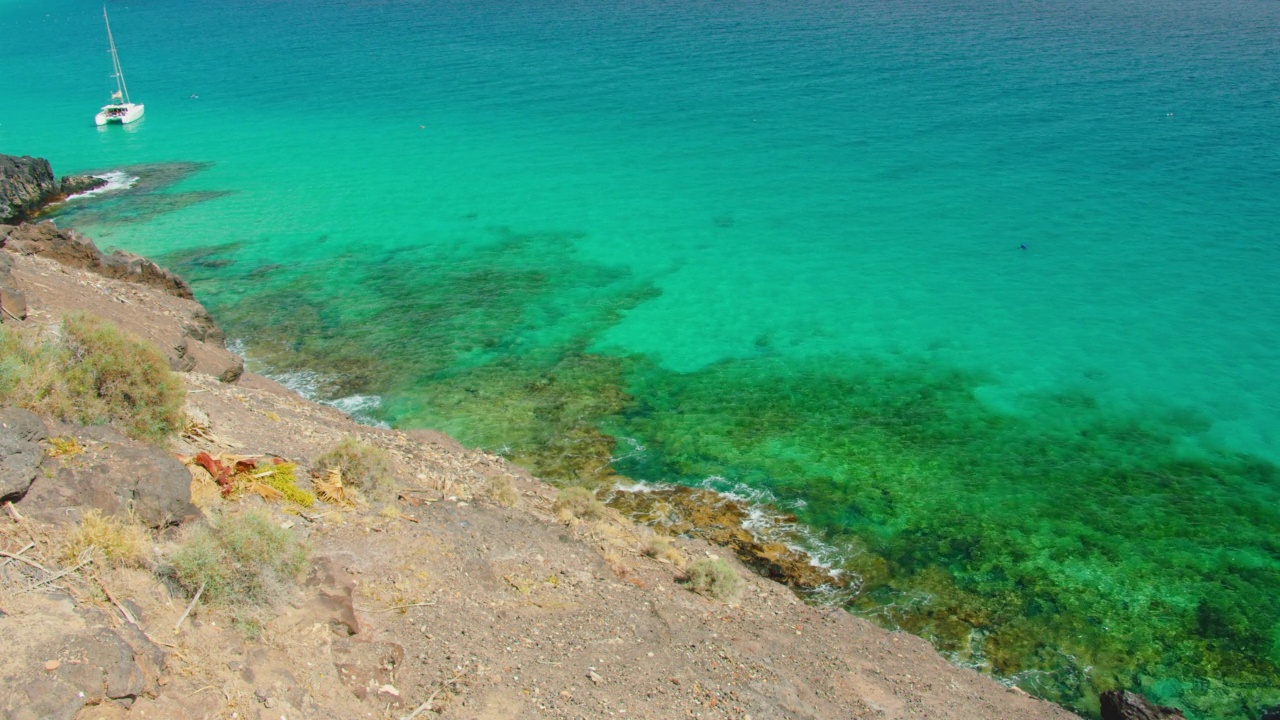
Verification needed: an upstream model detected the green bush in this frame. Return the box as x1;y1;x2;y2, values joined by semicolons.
682;558;744;603
313;437;396;500
0;315;185;443
169;511;307;604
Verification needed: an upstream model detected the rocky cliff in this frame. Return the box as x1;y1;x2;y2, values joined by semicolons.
0;153;106;224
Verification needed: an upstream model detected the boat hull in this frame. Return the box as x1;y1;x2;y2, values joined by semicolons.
95;103;144;125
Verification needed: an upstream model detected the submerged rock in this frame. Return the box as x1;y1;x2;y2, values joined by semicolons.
609;484;845;591
0;154;57;223
1099;690;1186;720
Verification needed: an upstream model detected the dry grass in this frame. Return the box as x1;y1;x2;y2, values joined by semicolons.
58;510;151;569
314;437;396;500
682;558;744;603
602;548;628;579
554;486;607;523
168;510;307;605
46;436;84;458
483;475;520;508
0;315;185;443
642;536;687;570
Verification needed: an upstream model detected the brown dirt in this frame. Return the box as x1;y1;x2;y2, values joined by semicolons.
0;242;1081;720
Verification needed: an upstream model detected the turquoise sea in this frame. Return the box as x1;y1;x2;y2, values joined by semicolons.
3;0;1279;716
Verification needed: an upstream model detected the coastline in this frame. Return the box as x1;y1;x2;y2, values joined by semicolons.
1;213;1084;718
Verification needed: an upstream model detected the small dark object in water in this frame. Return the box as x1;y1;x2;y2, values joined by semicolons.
1019;243;1028;250
1099;690;1186;720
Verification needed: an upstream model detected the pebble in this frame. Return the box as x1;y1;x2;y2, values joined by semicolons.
588;670;603;685
44;660;60;672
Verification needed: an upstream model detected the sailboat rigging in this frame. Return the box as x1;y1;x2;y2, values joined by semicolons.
95;6;144;125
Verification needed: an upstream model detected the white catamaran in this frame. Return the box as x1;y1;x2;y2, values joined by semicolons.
95;6;144;125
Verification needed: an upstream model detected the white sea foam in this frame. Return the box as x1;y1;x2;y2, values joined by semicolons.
65;171;138;199
272;369;330;399
328;394;390;428
609;472;864;600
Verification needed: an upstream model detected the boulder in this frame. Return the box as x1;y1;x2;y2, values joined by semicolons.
58;175;106;197
0;252;25;322
20;424;197;528
2;221;195;300
0;154;57;224
170;337;244;383
0;408;47;502
0;284;27;322
1099;690;1186;720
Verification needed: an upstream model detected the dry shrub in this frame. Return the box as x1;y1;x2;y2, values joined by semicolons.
484;475;520;508
169;511;307;605
0;316;185;443
602;548;628;579
554;486;606;523
59;510;151;568
0;324;61;406
314;437;395;500
642;536;687;570
682;558;743;603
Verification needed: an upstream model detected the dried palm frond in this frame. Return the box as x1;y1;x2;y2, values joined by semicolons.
315;468;356;508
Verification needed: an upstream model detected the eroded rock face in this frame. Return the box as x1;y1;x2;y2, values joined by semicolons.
2;221;195;300
0;155;57;224
1099;690;1186;720
20;424;197;528
0;408;47;502
609;484;845;591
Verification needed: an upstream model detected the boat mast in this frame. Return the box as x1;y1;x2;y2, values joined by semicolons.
103;6;131;105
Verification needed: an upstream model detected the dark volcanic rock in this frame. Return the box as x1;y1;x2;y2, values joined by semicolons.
1099;690;1186;720
2;221;195;300
21;424;197;528
0;408;47;502
58;175;107;197
0;154;57;223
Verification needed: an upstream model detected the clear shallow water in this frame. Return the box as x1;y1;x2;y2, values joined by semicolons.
3;0;1279;716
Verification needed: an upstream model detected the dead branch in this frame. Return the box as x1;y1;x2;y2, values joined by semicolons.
401;666;468;720
21;550;94;592
173;581;205;634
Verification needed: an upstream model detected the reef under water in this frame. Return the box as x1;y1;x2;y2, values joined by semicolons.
155;225;1280;720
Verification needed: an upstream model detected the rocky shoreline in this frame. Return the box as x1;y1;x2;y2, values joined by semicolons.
0;152;1186;720
0;155;105;226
